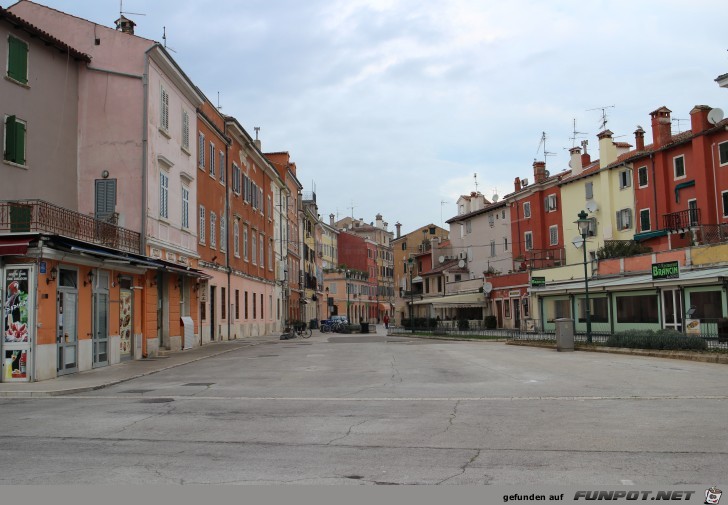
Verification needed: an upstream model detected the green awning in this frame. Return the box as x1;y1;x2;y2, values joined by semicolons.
634;229;669;242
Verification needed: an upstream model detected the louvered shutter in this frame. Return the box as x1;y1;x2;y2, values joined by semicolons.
95;179;117;220
8;37;28;84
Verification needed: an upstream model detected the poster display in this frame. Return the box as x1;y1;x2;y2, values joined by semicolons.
3;267;32;382
119;290;132;357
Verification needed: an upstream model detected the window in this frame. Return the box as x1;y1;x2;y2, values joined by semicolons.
181;186;189;229
199;206;206;244
233;219;240;257
94;179;117;220
578;296;609;323
253;292;257;319
503;237;508;251
181;110;190;150
7;35;28;84
585;182;593;200
219;151;225;182
198;133;205;168
221;287;226;320
638;166;648;187
522;297;529;317
640;209;651;232
259;233;264;269
232;163;241;194
488;214;494;227
490;240;496;257
523;202;531;218
210;212;217;248
618;169;631;189
269;238;273;270
235;290;240;319
243;226;249;261
160;87;169;131
251;234;257;265
549;225;558;245
722;191;728;218
616;294;658;323
3;115;26;165
673;155;686;179
467;220;473;233
690;290;723;319
688;199;699;226
504;299;511;319
220;216;226;252
159;172;169;219
244;291;249;319
545;194;557;212
616;208;632;230
719;142;728;166
524;231;533;251
545;299;571;322
209;142;215;176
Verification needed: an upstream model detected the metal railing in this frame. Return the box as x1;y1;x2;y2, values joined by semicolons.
0;200;141;254
696;224;728;245
663;208;701;231
513;248;566;271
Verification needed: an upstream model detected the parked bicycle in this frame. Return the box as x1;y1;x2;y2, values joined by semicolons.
281;322;312;339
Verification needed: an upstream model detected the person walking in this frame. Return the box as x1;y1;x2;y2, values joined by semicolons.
383;314;389;329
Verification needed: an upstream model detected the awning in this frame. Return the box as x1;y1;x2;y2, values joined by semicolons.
412;292;485;308
0;238;31;256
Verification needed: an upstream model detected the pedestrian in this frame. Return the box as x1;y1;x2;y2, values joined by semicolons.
383;314;389;329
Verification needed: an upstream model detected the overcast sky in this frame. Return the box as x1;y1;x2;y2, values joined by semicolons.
6;0;728;234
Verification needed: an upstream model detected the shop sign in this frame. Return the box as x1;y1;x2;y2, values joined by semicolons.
531;276;546;287
685;319;701;335
652;261;679;280
509;290;521;297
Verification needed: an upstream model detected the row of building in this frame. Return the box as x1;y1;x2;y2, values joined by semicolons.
393;80;728;340
1;1;397;382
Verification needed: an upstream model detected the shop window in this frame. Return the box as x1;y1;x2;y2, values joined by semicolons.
689;291;722;319
616;294;658;323
578;296;609;323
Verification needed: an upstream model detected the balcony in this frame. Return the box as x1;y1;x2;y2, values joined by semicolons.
695;224;728;245
663;208;701;232
0;200;141;254
514;248;566;271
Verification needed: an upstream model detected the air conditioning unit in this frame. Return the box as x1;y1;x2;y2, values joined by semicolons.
521;178;529;187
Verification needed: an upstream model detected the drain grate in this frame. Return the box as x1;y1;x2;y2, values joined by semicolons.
182;383;215;387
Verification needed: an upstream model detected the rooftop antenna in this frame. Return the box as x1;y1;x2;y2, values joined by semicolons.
440;200;448;227
536;131;555;161
587;105;615;131
216;91;222;110
119;1;145;19
162;26;176;52
672;117;688;133
569;118;587;147
491;187;499;203
254;127;260;140
348;200;356;219
473;173;479;193
581;139;589;154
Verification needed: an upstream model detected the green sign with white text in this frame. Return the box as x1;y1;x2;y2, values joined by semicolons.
652;261;679;280
531;276;546;287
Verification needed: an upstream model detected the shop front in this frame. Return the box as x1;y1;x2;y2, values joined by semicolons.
3;265;33;382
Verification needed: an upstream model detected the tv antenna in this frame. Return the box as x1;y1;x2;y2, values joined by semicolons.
119;1;145;19
217;91;222;110
536;131;556;161
440;200;448;226
587;105;615;131
569;118;587;147
162;27;176;53
672;117;688;133
473;173;479;193
348;200;356;219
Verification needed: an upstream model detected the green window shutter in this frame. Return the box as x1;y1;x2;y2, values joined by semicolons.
15;120;25;165
4;115;25;165
95;179;117;220
8;37;28;84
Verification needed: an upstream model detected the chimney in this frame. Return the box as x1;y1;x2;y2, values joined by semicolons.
580;140;591;166
650;106;672;148
395;222;402;238
514;177;521;192
253;126;262;151
634;126;645;151
329;213;335;226
533;161;546;184
114;15;136;35
375;213;383;229
690;105;712;134
597;129;617;169
569;146;583;176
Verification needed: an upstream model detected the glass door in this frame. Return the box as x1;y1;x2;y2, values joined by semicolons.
57;290;78;375
92;271;109;367
661;289;682;332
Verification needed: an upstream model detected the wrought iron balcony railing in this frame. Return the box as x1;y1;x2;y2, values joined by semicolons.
0;200;141;254
514;248;566;271
663;208;701;232
695;224;728;245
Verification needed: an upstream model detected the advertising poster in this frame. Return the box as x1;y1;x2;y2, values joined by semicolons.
120;290;132;357
4;268;29;343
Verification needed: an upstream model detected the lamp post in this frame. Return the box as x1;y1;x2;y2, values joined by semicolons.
575;210;592;343
346;269;351;324
407;257;414;333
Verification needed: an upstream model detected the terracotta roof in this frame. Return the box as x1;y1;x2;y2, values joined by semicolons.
556;159;601;185
421;259;459;276
1;7;90;62
502;168;571;200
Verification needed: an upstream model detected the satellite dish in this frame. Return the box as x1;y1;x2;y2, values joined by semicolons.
492;193;499;202
708;108;724;125
458;259;466;268
544;170;550;178
483;282;493;294
585;200;598;213
572;236;584;249
438;255;445;264
522;178;529;187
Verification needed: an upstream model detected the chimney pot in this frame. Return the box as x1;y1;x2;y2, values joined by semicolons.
634;126;645;151
533;161;546;183
650;106;672;148
690;105;711;134
514;177;521;192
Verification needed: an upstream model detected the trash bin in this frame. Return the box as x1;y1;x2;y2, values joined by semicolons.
555;318;574;352
309;319;318;330
718;318;728;343
360;322;370;333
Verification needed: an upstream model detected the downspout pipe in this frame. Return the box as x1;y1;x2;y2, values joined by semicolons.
225;128;231;341
140;49;150;357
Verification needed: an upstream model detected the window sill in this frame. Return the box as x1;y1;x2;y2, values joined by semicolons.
158;127;171;139
2;159;28;170
4;75;29;89
181;145;191;156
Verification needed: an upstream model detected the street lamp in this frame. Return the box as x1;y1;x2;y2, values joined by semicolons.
346;269;351;324
575;210;592;343
407;257;414;333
